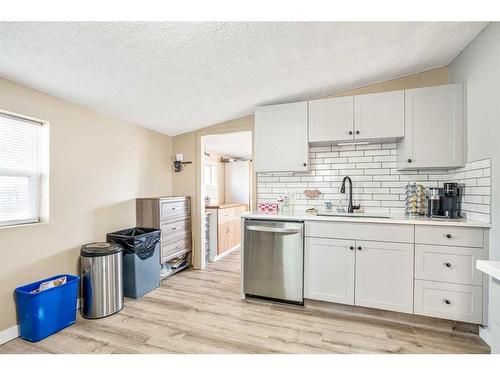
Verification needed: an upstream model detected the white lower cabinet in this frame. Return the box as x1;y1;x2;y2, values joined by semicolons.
304;221;486;324
354;241;414;314
304;237;414;314
305;238;355;305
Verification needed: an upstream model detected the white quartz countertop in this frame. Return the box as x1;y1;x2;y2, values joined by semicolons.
477;260;500;280
241;210;491;228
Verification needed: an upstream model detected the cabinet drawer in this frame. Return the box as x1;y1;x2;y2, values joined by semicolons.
305;221;413;243
160;199;190;220
232;205;247;217
414;280;482;324
415;245;483;286
160;217;190;241
218;208;234;224
161;236;191;262
415;225;483;248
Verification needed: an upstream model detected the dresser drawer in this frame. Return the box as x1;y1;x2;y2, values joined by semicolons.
415;225;483;248
414;280;482;324
160;217;190;241
160;199;190;220
415;245;483;286
161;236;191;262
305;221;413;243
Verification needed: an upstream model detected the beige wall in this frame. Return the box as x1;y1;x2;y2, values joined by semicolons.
172;116;254;268
172;66;449;269
0;77;173;332
328;65;449;97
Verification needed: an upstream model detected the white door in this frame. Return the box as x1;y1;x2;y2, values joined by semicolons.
304;237;355;305
308;96;354;143
254;102;309;172
224;161;250;204
354;90;404;141
355;240;414;313
399;83;465;170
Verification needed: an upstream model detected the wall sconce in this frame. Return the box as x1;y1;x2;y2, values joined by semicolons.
174;153;192;172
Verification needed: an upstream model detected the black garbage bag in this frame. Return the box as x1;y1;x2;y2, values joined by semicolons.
106;227;160;260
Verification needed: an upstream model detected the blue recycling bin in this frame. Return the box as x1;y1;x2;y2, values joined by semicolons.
15;274;80;342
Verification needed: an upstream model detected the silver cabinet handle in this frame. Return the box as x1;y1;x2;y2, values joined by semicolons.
246;225;300;234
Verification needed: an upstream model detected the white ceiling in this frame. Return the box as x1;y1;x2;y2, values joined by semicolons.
0;22;487;136
204;131;252;160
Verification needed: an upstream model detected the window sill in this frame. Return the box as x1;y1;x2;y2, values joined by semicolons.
0;220;47;230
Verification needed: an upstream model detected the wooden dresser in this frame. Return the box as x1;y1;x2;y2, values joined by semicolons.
136;196;192;275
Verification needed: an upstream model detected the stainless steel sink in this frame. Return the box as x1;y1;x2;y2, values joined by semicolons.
317;212;390;219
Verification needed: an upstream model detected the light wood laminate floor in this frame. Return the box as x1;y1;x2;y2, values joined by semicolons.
0;250;489;354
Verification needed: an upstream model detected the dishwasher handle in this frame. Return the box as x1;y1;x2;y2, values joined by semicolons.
246;225;301;234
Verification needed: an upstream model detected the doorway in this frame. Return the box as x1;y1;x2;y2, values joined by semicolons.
200;131;253;268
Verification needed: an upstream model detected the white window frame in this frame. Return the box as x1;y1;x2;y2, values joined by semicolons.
203;163;216;188
0;110;48;228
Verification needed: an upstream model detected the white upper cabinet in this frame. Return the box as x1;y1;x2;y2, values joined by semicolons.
354;90;404;141
254;101;309;172
397;83;465;170
308;91;404;144
308;96;354;143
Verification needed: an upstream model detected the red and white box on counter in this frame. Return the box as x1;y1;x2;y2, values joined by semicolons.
257;202;278;212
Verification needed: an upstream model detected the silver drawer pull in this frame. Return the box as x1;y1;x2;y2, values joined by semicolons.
443;299;451;305
172;227;177;230
444;262;452;268
172;207;176;210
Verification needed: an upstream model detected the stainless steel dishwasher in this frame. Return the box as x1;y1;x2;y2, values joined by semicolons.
243;219;304;305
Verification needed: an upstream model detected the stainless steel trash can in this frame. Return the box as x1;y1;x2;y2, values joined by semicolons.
80;242;123;319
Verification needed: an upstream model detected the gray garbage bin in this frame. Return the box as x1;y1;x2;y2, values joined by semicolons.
106;227;161;298
80;242;124;319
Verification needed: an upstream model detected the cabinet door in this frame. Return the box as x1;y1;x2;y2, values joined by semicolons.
254;102;309;172
491;279;500;353
232;219;242;247
354;90;404;141
305;237;355;304
398;84;465;170
308;96;354;143
217;222;228;254
355;240;414;313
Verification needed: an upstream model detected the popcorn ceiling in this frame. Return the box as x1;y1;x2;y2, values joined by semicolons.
0;22;487;135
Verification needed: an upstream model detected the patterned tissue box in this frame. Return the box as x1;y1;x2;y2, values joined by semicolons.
258;202;278;212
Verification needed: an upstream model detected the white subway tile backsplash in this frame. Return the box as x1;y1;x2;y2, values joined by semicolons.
257;143;491;223
373;155;394;162
348;156;373;163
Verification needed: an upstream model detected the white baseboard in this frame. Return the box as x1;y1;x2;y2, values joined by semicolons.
0;297;82;346
213;245;240;262
480;326;492;347
0;325;20;345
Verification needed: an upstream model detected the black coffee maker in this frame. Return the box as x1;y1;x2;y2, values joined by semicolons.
427;182;461;219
